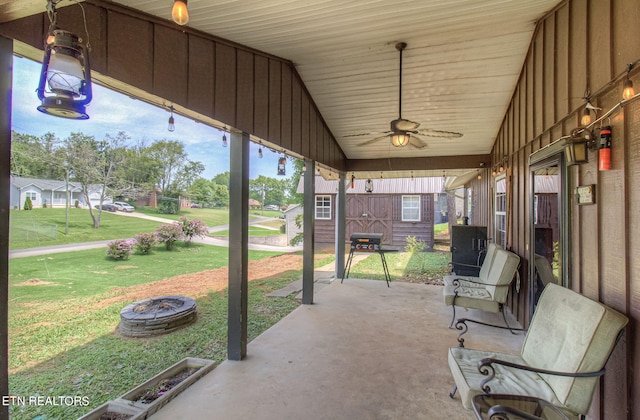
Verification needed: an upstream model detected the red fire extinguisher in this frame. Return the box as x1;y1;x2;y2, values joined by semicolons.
351;174;355;189
598;126;612;171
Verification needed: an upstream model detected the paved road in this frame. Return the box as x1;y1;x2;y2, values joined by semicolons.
9;212;302;259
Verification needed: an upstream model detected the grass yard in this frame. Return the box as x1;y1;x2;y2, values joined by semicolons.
10;208;164;250
348;249;451;284
7;244;305;419
212;225;282;237
136;206;230;226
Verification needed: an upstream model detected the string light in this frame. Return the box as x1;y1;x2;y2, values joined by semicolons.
171;0;189;25
623;63;635;100
167;105;175;131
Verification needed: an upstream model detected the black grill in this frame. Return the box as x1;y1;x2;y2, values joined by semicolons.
349;233;383;252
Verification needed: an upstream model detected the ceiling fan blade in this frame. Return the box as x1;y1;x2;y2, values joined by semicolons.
416;128;463;139
409;136;427;149
356;135;389;147
343;132;377;138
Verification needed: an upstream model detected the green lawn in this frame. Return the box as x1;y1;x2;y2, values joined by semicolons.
348;249;451;283
10;208;164;250
212;226;282;237
136;206;230;226
8;244;299;419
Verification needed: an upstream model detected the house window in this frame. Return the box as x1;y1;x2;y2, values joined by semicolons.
25;192;37;201
494;176;507;248
315;195;331;220
402;195;420;221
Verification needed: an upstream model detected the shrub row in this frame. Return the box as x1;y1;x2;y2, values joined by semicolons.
106;217;209;260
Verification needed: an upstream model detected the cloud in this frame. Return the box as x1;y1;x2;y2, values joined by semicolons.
11;56;295;180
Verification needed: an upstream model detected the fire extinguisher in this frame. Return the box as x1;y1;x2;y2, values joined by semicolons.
351;174;355;189
598;126;612;171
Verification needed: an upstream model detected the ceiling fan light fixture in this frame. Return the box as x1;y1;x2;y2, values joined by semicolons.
391;131;410;147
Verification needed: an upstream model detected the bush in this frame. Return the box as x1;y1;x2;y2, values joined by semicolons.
178;217;208;245
157;197;180;215
23;196;33;210
133;232;157;255
74;199;80;208
155;223;183;250
405;236;426;253
106;239;134;260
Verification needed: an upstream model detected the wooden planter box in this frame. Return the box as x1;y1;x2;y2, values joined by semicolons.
77;399;146;420
119;357;215;417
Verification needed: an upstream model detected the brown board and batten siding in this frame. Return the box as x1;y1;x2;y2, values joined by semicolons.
479;1;640;419
0;0;347;172
390;194;434;247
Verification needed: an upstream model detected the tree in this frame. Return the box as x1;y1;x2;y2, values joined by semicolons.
212;171;231;188
174;160;205;195
116;138;161;196
250;175;287;208
211;183;229;207
147;140;188;196
65;132;126;228
287;159;305;205
10;131;65;179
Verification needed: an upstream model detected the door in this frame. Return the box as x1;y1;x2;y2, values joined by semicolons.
530;157;566;313
346;195;392;244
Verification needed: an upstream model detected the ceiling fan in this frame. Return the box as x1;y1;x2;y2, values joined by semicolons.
350;42;463;149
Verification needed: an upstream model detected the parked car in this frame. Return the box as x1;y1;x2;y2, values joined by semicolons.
114;201;135;212
264;205;280;211
94;204;117;212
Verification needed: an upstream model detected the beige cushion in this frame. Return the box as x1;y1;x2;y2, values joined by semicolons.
521;283;629;414
483;250;520;303
443;243;501;287
448;347;560;410
443;285;500;313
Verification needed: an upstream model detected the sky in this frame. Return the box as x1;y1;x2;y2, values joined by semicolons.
11;56;292;181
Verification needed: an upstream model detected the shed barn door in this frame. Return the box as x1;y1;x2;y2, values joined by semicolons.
346;195;392;244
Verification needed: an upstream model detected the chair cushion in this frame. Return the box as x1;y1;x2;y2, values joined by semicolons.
443;285;500;313
444;243;502;287
448;347;560;410
483;250;520;302
521;283;629;414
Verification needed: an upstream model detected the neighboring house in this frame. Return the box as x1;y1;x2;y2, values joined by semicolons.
297;175;443;248
248;199;261;209
10;175;105;210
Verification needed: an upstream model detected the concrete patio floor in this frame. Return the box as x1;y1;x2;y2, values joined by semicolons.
149;278;524;420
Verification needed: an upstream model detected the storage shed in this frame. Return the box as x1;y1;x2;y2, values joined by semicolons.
297;175;443;248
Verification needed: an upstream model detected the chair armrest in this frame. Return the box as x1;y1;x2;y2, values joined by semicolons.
478;357;606;393
451;278;512;293
487;405;545;420
454;318;525;347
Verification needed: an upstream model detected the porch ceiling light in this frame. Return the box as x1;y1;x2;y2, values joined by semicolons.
37;9;93;120
172;0;189;26
391;131;410;147
365;179;373;193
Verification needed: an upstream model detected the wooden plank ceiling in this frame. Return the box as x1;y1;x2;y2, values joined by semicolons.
0;0;561;178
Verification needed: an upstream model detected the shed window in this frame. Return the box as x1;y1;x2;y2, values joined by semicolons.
315;195;331;220
402;195;420;221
